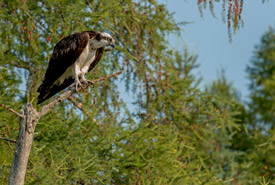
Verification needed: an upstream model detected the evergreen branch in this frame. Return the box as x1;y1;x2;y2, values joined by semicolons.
1;60;30;70
10;61;28;69
39;70;122;117
0;104;24;118
0;137;16;143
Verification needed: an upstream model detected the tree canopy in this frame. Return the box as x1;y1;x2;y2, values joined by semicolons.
247;26;275;127
0;0;274;184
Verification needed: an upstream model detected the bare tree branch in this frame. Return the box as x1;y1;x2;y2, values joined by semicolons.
39;88;76;117
0;103;24;118
92;70;122;83
39;71;122;117
9;104;39;185
0;137;16;143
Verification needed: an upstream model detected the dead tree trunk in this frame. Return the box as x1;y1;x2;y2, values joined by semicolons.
8;104;39;185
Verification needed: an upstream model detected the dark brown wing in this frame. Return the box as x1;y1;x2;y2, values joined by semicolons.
88;47;105;72
37;32;90;104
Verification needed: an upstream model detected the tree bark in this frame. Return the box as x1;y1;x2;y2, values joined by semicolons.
8;104;39;185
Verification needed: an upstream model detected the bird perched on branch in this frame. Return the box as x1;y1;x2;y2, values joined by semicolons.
37;31;115;104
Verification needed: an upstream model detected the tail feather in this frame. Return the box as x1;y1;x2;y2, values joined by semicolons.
37;78;74;104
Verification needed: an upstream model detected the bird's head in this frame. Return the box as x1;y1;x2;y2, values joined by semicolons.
89;31;115;49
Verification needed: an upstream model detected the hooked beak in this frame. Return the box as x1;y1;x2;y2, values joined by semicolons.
109;42;115;48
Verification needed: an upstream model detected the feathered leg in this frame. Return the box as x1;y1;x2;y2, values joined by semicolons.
73;64;83;91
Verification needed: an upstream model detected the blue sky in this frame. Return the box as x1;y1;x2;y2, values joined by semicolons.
162;0;275;101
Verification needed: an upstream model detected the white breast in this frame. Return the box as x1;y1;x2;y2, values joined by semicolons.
54;44;96;85
80;48;96;74
76;44;90;67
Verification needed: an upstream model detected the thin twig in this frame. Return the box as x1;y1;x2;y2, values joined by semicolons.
0;137;16;143
39;71;122;117
68;96;83;110
0;104;24;118
68;96;99;124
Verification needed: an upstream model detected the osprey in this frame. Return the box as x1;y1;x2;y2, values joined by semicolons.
37;31;115;104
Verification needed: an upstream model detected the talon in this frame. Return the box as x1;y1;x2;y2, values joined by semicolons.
80;79;88;88
75;80;83;91
80;79;94;88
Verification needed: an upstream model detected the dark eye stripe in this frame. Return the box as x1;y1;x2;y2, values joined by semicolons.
96;34;101;41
